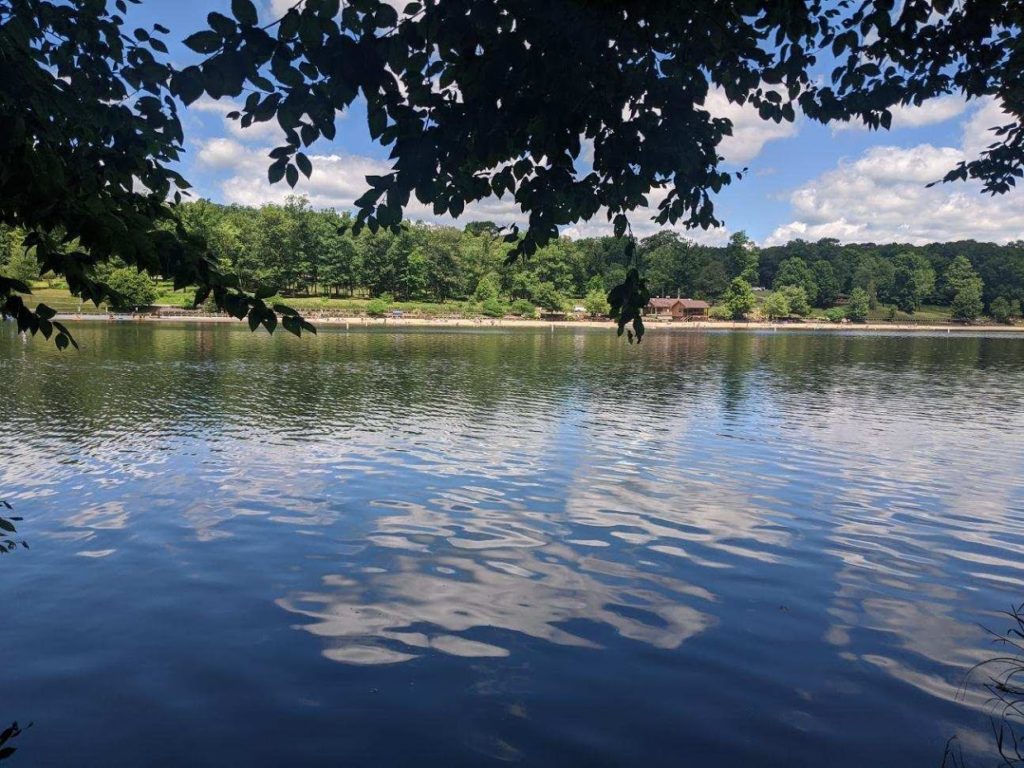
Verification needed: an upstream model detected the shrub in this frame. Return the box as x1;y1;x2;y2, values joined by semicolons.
779;284;810;316
763;291;791;320
366;298;388;317
583;288;610;317
990;296;1020;325
510;298;538;318
532;281;566;312
473;273;500;302
481;297;506;317
708;305;731;321
824;307;845;323
106;267;157;310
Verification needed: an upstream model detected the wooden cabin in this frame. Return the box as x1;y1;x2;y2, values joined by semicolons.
645;297;710;321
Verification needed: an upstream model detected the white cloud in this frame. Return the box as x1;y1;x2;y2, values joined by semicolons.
197;137;250;169
209;141;527;226
200;138;729;243
960;97;1013;160
766;100;1024;245
189;97;286;144
705;88;800;165
832;95;968;133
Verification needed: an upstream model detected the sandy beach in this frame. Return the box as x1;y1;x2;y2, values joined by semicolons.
50;312;1024;333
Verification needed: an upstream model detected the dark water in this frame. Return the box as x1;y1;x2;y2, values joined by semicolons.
3;323;1024;767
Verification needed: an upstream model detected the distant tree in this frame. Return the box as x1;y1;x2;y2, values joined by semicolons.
105;268;158;310
695;260;730;300
473;273;501;303
727;231;760;285
532;282;567;313
990;296;1020;324
812;260;840;307
774;258;818;305
779;285;811;316
951;279;984;321
2;242;40;287
942;255;984;303
763;291;791;320
722;278;756;320
892;253;936;313
463;222;499;237
584;288;610;318
847;288;870;323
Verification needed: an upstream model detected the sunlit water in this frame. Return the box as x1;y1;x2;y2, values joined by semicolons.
3;323;1024;766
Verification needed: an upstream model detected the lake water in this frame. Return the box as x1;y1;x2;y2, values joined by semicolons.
3;323;1024;766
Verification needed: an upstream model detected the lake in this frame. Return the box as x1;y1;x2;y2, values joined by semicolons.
2;323;1024;766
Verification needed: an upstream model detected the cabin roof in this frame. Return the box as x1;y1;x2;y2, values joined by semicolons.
647;297;709;309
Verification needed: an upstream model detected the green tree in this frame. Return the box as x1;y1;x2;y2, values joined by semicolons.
584;288;610;318
990;296;1020;324
105;268;158;310
847;288;870;323
942;255;983;303
722;278;756;320
812;260;839;307
779;285;811;316
727;231;760;285
892;253;936;314
3;242;40;287
473;273;501;303
951;279;984;321
763;291;791;320
532;282;567;313
773;258;818;305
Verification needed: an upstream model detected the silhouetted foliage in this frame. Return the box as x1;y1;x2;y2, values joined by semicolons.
945;604;1024;768
0;500;26;554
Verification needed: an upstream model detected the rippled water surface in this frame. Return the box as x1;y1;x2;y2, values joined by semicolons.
3;323;1024;766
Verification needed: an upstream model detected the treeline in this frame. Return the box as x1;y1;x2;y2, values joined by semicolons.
4;197;1024;321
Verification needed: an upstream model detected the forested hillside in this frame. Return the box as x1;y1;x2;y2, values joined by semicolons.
4;197;1024;322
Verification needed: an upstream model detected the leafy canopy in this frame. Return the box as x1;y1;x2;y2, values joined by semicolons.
2;0;1022;344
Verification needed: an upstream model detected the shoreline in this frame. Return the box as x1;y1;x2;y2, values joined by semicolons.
49;313;1024;333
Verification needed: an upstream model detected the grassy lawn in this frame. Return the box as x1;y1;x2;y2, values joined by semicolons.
27;283;485;317
865;303;954;323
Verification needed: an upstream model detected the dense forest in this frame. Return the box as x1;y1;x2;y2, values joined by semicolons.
3;197;1024;322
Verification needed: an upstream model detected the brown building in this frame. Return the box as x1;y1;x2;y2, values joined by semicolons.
645;297;710;321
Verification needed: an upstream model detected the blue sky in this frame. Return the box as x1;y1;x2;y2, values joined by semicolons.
134;1;1023;246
